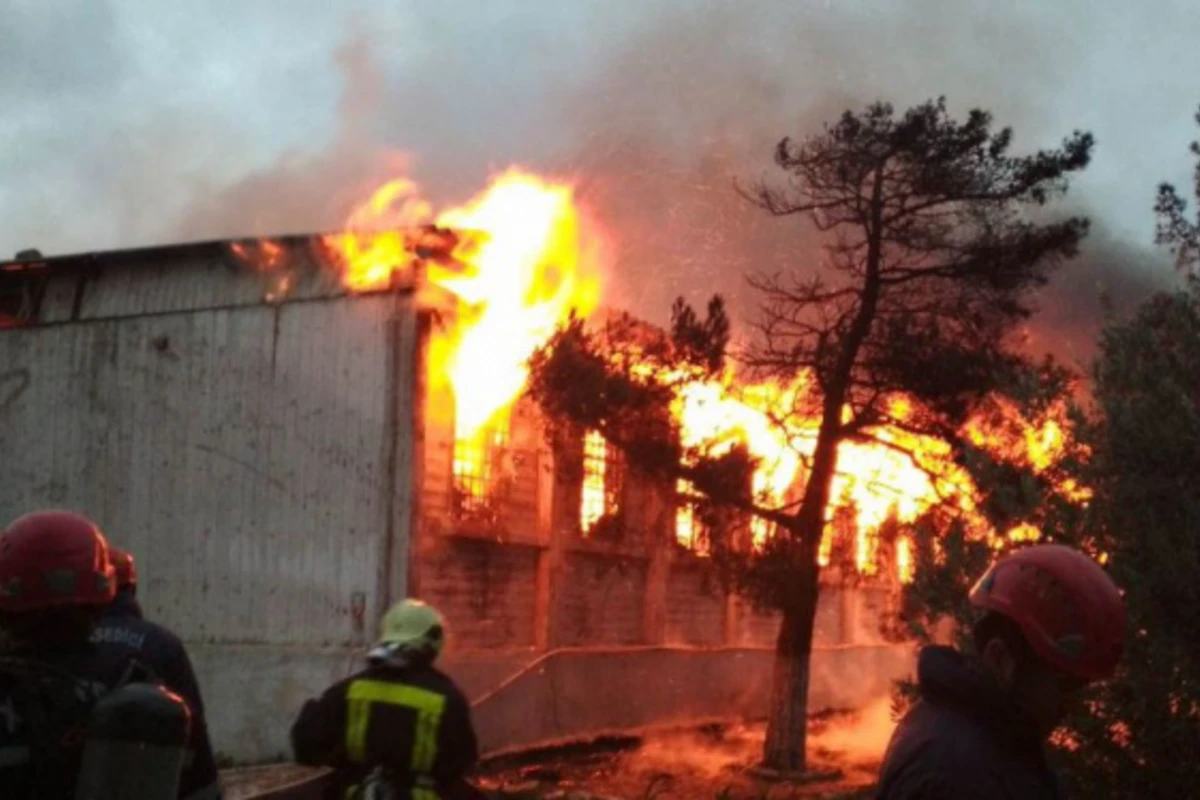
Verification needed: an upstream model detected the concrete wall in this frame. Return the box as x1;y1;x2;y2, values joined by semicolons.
665;561;727;646
0;242;421;764
555;551;648;646
419;538;541;649
2;240;913;772
466;644;915;756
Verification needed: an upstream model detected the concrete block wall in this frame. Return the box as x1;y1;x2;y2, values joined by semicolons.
665;560;725;646
401;392;911;766
467;644;916;756
419;533;887;658
418;537;541;649
555;551;648;646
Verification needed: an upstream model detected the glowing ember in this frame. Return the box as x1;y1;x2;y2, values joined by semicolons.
227;238;293;302
230;238;288;271
676;479;705;552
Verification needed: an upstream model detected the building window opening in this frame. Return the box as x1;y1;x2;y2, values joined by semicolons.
452;424;509;520
580;430;624;535
750;517;773;550
675;479;710;555
896;536;914;584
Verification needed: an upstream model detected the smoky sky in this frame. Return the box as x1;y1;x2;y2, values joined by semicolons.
1;0;1195;350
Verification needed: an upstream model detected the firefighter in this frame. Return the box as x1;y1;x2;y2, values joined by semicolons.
0;509;140;797
876;543;1127;800
91;546;222;800
290;599;482;799
107;547;144;617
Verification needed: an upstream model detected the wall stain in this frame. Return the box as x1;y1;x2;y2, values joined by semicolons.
0;368;30;412
194;442;293;497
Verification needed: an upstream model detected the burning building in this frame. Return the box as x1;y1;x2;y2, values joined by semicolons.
0;168;1076;764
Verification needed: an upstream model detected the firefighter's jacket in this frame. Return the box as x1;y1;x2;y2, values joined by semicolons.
90;589;222;800
876;646;1065;800
290;660;479;799
0;642;134;798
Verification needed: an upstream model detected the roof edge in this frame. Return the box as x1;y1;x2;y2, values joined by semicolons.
0;227;458;275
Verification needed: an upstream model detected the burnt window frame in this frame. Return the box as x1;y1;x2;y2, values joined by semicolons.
578;429;627;538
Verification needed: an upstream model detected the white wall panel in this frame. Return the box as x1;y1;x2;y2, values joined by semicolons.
0;293;416;647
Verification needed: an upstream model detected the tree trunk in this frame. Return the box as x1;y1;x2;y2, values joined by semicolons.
759;155;885;775
761;413;842;772
762;569;821;771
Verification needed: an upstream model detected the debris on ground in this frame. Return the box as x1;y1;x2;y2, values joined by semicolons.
220;764;328;799
217;700;894;799
474;700;893;799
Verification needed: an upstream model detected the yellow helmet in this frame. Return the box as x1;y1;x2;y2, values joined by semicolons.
374;599;445;660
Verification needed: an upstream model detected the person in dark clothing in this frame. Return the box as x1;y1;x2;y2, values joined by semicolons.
876;544;1127;800
90;547;222;800
291;599;482;800
0;510;149;798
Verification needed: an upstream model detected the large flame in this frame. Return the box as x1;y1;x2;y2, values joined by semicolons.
670;366;1084;580
324;168;604;507
316;165;1082;583
431;171;603;439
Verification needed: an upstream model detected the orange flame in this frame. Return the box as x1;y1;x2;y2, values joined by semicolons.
228;238;294;303
323;179;434;292
322;165;1083;584
326;168;604;505
430;170;603;440
669;368;1085;581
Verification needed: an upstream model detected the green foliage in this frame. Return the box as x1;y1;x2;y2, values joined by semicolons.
1154;105;1200;272
527;301;755;514
744;97;1092;436
1054;286;1200;798
530;97;1094;770
898;106;1200;796
896;287;1200;797
890;360;1094;714
1051;111;1200;797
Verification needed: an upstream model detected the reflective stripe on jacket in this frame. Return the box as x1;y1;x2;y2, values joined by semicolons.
291;662;478;800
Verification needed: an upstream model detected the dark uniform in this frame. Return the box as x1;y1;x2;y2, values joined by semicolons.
876;646;1065;800
0;643;139;798
291;660;479;800
90;588;222;800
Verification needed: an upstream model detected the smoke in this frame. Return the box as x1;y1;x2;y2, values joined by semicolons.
1028;229;1180;367
174;30;408;243
535;0;1087;326
157;0;1183;349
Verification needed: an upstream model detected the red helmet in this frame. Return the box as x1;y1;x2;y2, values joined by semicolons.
0;510;117;613
109;548;137;589
970;543;1126;682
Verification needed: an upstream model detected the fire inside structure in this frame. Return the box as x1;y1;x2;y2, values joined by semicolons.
0;167;1085;765
325;170;1078;563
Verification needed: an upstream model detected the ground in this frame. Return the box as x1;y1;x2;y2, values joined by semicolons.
221;700;895;799
222;764;327;799
474;706;890;800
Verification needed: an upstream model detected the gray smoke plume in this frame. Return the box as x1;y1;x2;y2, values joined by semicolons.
2;0;1191;348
